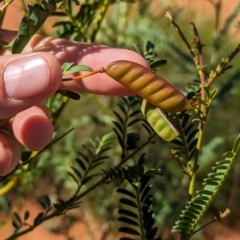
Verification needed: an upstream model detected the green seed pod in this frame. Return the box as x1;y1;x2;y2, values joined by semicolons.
105;60;191;113
141;99;179;141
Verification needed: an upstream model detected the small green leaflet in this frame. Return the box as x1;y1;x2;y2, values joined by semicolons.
149;59;167;70
12;1;57;53
62;62;93;74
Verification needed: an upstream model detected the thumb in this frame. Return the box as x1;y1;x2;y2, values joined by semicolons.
0;52;62;119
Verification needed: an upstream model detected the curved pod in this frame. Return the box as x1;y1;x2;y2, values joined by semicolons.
105;60;191;113
141;99;179;141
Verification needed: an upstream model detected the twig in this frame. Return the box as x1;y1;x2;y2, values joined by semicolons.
205;44;240;88
192;208;231;235
190;22;206;106
0;128;75;182
165;12;196;59
91;0;111;42
4;132;155;239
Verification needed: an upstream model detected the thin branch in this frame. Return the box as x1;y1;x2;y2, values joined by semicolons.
116;132;156;167
0;128;75;182
90;0;110;42
4;132;155;240
190;22;206;107
205;44;240;88
165;12;196;59
192;208;230;235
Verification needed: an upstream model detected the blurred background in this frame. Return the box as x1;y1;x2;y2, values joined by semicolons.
1;0;240;239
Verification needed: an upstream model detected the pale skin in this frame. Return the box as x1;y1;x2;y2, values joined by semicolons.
0;30;150;176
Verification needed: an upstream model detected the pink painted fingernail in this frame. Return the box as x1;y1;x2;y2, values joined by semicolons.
4;55;50;99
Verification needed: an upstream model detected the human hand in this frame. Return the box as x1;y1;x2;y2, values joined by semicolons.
0;30;149;176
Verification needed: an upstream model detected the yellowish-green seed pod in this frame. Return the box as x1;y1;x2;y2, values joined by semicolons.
141;99;179;141
105;60;191;113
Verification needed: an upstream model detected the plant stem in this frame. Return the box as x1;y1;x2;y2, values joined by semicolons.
91;0;110;42
165;12;196;59
180;234;191;240
205;44;240;88
192;218;217;235
188;124;204;199
190;22;206;109
135;180;145;240
187;22;206;200
61;4;87;41
20;0;28;14
4;132;154;240
116;133;155;167
0;177;17;196
0;128;74;182
63;67;104;81
5;209;64;240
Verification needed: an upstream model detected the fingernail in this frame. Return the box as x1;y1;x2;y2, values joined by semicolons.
3;55;50;99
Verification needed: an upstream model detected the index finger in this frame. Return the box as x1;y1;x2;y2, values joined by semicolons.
2;30;150;95
23;34;151;95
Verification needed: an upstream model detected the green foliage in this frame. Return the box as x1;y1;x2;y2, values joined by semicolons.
12;0;69;53
117;176;162;240
112;96;143;158
172;135;240;236
1;1;240;240
62;62;93;74
171;111;199;164
70;131;116;186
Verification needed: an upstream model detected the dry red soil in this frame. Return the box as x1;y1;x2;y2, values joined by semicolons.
1;1;240;239
1;197;240;240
